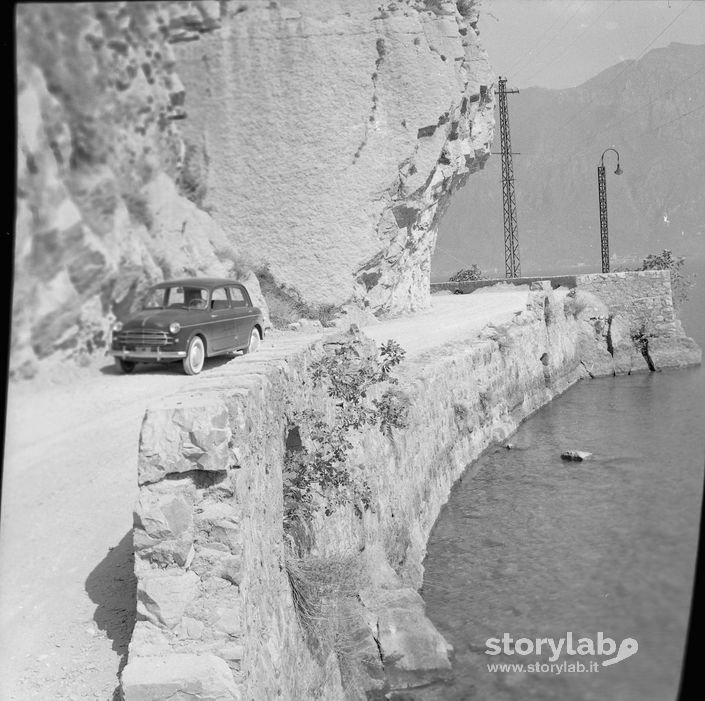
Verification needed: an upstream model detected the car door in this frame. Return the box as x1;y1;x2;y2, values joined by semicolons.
207;286;237;352
228;285;255;349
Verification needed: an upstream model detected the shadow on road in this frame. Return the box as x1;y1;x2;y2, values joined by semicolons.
99;355;237;376
85;531;136;699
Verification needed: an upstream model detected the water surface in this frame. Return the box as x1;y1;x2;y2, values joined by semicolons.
421;365;704;701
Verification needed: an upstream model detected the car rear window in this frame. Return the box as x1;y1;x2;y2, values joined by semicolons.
229;286;249;307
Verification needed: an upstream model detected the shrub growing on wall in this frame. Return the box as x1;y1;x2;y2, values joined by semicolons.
283;337;409;530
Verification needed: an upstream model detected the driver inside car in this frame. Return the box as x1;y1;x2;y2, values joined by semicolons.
184;288;206;309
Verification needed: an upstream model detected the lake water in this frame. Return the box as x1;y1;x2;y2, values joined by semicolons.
418;259;705;701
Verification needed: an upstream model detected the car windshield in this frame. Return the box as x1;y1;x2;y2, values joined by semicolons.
141;286;209;310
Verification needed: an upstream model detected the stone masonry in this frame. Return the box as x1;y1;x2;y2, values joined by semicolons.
572;271;701;375
121;275;700;700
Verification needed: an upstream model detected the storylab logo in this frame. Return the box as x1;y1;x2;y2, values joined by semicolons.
485;632;639;673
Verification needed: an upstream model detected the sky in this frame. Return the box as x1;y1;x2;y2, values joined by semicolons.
479;0;705;90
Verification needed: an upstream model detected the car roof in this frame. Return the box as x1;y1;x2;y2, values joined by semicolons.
151;278;246;290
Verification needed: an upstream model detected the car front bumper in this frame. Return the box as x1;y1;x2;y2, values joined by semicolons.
111;348;187;361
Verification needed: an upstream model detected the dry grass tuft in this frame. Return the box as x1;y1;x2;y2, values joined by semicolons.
285;552;373;668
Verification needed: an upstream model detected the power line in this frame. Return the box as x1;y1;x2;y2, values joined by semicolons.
553;0;696;135
433;242;481;268
541;63;705;168
647;102;705;132
579;64;704;144
530;100;705;177
502;0;576;77
433;242;503;276
629;0;696;65
434;100;704;274
519;1;617;87
513;1;588;82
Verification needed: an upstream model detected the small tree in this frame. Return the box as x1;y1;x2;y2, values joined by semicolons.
449;264;485;282
638;249;693;308
283;338;410;529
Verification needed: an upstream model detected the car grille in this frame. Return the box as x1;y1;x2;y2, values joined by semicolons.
114;330;174;347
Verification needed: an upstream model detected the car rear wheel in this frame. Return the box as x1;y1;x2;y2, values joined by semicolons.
183;336;205;375
116;358;136;374
243;328;261;355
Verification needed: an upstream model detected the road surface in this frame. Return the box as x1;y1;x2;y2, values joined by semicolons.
0;287;529;700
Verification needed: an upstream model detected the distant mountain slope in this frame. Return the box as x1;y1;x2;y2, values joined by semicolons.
434;42;705;279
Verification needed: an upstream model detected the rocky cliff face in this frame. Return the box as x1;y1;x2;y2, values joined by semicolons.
173;0;494;313
14;0;494;376
15;2;267;377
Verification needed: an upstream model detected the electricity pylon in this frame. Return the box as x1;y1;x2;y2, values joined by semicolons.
495;77;521;278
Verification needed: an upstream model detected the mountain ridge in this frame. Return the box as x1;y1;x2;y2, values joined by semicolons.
434;41;705;279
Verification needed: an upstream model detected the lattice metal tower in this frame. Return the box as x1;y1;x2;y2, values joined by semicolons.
597;166;610;272
597;148;622;274
496;77;521;278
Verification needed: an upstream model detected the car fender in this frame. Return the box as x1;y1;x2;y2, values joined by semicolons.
184;329;209;356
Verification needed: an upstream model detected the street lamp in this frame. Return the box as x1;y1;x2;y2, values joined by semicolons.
597;148;623;273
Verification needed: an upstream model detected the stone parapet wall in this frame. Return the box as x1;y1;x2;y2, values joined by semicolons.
576;270;678;335
431;275;578;294
573;270;701;375
121;275;701;699
121;283;589;699
123;333;348;700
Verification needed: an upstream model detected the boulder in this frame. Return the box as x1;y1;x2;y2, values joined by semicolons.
136;570;200;629
359;587;452;690
121;653;239;701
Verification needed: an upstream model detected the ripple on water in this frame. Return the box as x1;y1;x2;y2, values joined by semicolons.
420;368;705;701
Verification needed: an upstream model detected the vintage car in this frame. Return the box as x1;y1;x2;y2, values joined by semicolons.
110;277;265;375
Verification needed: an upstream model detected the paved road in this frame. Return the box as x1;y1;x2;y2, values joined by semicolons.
0;288;530;700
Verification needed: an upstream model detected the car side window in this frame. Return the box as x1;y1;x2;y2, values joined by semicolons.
182;287;207;309
211;288;230;311
229;286;249;308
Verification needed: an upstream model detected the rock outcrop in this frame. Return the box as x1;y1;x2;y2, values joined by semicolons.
15;2;267;377
14;0;494;376
567;271;701;376
173;0;494;314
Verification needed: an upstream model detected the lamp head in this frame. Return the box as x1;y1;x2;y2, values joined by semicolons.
614;164;623;175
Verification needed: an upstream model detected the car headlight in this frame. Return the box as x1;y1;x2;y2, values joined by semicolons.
169;322;181;334
112;321;123;332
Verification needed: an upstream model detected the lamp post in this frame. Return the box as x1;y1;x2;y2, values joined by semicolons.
597;148;623;273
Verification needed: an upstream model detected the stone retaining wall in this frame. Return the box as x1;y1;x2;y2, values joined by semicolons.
121;274;700;700
572;270;701;375
576;271;678;335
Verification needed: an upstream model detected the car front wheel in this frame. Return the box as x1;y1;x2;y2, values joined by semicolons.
116;358;136;374
183;336;205;375
243;328;261;355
